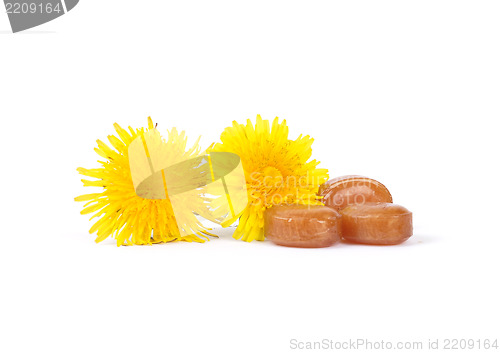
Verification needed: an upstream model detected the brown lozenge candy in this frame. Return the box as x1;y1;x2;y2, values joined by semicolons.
340;203;412;245
319;175;393;211
264;205;341;248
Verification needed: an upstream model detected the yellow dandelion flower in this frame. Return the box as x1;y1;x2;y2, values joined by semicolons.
75;117;213;246
212;115;329;242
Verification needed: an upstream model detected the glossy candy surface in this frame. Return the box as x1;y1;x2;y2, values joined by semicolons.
340;203;412;245
264;205;341;248
319;175;393;211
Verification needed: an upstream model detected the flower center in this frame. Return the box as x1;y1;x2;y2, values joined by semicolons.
261;166;283;190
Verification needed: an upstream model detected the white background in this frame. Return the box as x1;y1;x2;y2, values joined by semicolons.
1;1;499;352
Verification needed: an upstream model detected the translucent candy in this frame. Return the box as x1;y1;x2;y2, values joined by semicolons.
340;203;412;245
319;175;393;211
264;205;341;248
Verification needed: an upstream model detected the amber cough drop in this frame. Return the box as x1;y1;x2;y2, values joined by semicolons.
264;205;341;248
340;203;412;245
319;175;393;211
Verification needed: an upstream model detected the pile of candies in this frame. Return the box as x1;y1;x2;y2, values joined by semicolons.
265;175;412;248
